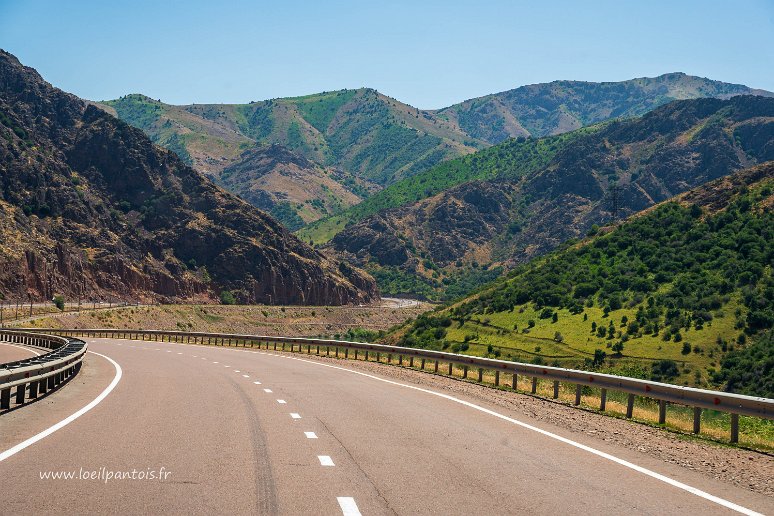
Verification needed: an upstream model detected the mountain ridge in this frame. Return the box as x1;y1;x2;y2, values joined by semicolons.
0;50;377;305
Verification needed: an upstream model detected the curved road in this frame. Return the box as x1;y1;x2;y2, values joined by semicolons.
0;341;41;363
0;337;771;515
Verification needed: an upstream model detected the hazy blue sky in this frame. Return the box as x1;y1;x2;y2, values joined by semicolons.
1;0;772;108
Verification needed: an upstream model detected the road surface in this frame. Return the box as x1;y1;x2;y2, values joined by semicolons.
0;341;40;363
0;337;771;515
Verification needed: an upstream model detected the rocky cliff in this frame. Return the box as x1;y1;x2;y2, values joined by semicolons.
0;50;377;304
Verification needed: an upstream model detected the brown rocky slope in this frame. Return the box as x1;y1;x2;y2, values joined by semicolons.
0;50;377;305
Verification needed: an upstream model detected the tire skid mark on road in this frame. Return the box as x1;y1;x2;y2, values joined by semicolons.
132;337;762;516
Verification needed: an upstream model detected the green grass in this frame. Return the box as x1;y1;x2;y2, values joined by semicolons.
293;90;357;133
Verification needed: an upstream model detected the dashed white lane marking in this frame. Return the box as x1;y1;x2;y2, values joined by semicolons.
213;361;219;364
290;413;301;420
318;455;335;466
305;432;318;439
277;400;287;404
273;353;762;516
166;350;171;353
337;497;362;516
264;389;273;393
253;381;262;385
0;350;122;463
177;352;183;355
90;338;764;516
234;370;240;372
242;374;250;378
224;365;230;368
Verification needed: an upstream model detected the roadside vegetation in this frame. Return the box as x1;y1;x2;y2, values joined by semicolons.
393;181;774;396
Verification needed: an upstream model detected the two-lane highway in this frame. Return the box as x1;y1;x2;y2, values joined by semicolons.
1;337;772;515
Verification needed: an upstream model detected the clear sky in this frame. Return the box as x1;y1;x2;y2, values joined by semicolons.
1;0;772;109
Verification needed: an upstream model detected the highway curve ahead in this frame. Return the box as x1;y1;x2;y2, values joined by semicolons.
0;338;772;515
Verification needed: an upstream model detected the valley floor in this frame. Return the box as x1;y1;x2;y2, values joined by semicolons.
18;301;431;338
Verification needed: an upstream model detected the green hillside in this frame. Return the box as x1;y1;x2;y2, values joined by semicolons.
297;125;602;245
391;164;774;396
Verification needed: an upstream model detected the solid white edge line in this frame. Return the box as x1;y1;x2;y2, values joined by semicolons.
277;354;762;516
0;342;42;357
337;497;362;516
0;350;123;463
84;337;764;515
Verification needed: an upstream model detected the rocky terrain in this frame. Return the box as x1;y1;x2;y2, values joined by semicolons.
0;50;377;305
435;72;773;143
329;96;774;298
217;144;372;229
102;75;771;232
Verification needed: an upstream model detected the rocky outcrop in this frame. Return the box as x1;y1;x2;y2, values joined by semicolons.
0;50;378;304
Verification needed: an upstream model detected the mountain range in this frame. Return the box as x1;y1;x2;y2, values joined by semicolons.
99;74;772;231
0;50;377;304
327;95;774;299
388;161;774;395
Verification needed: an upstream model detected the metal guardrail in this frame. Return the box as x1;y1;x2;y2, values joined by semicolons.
21;328;774;443
0;330;87;410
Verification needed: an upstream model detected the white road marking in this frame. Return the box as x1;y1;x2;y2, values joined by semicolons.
0;343;41;356
277;399;286;404
234;369;240;372
166;350;171;353
305;432;318;439
177;352;182;355
253;381;262;385
290;413;301;419
85;337;765;515
318;455;334;466
264;389;273;393
242;374;250;378
213;361;219;364
224;365;230;368
337;497;362;516
0;350;122;463
277;353;763;516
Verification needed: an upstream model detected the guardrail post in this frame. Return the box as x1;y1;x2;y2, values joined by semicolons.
730;414;739;443
0;387;10;409
409;356;413;367
531;377;537;394
574;384;582;406
448;362;453;375
29;381;38;399
38;378;47;394
495;370;499;386
658;400;667;425
354;349;357;360
600;389;607;411
477;368;483;382
376;352;380;362
316;345;320;355
335;347;339;358
365;350;369;361
398;355;402;365
48;374;56;390
626;394;635;418
326;346;330;356
511;373;517;390
344;348;348;359
421;358;425;370
16;383;26;404
463;366;468;379
553;381;559;399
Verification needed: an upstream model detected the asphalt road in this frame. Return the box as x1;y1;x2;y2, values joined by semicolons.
0;337;771;515
0;341;40;363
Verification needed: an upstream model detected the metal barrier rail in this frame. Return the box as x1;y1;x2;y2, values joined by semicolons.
23;328;774;443
0;330;87;410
